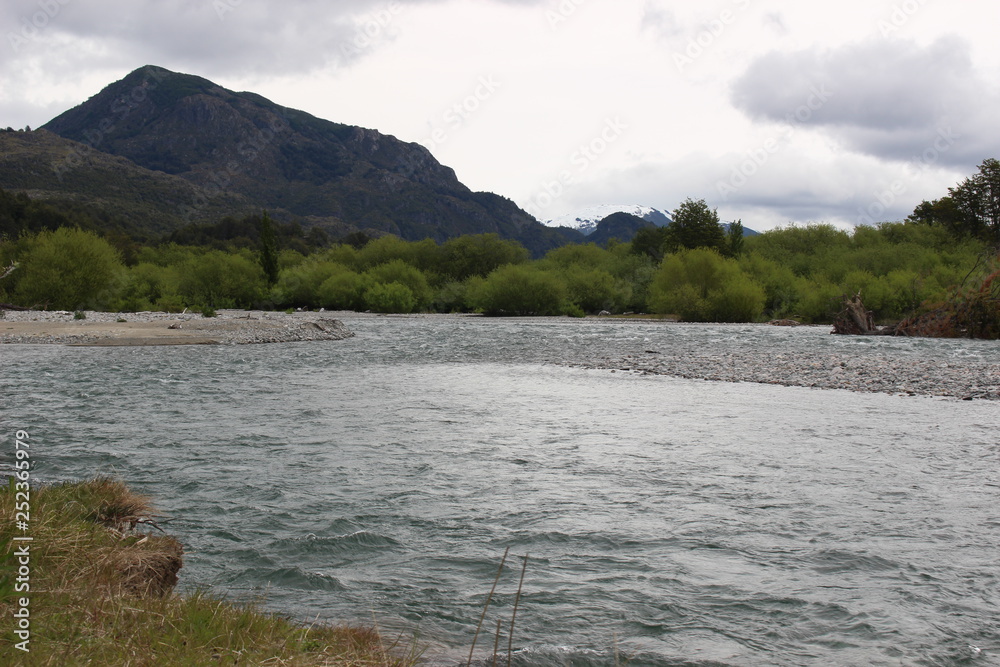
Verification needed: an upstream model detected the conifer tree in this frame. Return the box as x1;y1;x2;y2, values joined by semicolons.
258;210;279;286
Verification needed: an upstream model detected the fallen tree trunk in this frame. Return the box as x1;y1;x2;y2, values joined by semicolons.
831;291;895;335
833;265;1000;339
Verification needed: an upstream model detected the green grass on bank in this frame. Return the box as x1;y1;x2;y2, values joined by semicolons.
0;478;418;666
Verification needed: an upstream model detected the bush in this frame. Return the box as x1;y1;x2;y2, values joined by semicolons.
112;262;180;313
177;250;264;308
795;279;842;322
563;267;628;313
316;267;368;311
363;282;417;313
273;259;345;308
362;260;432;310
739;252;801;319
153;294;186;313
471;264;566;316
440;233;528;280
708;280;767;322
13;228;124;310
649;248;764;322
432;280;474;313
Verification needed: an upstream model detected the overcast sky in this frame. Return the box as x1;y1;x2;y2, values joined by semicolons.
3;0;999;230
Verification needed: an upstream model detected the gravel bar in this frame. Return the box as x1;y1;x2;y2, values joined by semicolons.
574;345;999;401
0;309;354;346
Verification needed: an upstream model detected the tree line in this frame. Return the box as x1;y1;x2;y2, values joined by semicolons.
1;161;997;327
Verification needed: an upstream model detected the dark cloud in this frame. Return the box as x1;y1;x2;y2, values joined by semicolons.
3;0;445;76
730;37;1000;167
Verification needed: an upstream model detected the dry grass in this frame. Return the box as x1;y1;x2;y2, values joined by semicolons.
0;477;419;666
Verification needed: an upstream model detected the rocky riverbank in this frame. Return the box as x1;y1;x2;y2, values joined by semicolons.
576;339;999;401
0;309;354;345
3;310;996;400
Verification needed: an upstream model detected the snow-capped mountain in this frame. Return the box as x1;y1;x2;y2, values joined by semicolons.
544;205;671;236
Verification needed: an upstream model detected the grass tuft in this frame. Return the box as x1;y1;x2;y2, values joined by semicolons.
0;477;418;666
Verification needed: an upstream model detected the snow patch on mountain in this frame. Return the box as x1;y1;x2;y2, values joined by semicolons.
544;204;671;236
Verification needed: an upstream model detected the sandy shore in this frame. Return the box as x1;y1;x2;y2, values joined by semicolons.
0;310;354;346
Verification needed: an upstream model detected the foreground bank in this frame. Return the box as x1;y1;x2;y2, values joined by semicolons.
0;478;416;665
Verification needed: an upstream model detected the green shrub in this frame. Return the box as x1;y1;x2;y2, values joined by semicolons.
13;228;124;310
649;248;765;322
316;268;368;310
795;279;842;322
363;282;417;313
177;250;264;308
563;267;628;314
708;280;767;322
153;294;186;313
273;259;343;308
432;280;474;313
362;260;432;309
739;252;801;318
112;262;180;313
471;264;566;316
439;233;528;280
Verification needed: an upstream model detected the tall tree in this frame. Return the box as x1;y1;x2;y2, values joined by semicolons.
726;219;745;257
951;158;1000;246
910;158;1000;246
666;198;727;254
630;226;671;262
258;210;280;287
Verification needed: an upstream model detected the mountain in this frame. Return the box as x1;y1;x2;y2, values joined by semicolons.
582;212;650;246
0;128;252;237
544;204;672;236
35;65;568;255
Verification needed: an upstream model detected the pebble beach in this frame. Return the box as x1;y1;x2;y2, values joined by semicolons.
0;309;355;346
580;344;999;401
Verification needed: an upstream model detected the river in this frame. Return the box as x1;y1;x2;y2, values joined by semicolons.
3;315;998;665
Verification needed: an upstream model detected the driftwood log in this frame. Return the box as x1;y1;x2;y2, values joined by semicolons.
833;268;1000;339
832;291;893;335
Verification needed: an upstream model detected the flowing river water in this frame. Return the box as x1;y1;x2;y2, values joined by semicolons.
3;315;999;666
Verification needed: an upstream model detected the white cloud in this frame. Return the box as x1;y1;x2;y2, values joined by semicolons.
2;0;999;230
730;37;1000;166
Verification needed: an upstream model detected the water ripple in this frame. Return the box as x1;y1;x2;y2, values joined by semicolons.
3;317;999;665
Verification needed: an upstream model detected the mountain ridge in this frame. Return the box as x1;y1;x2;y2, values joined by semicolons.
34;65;573;254
545;204;672;235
